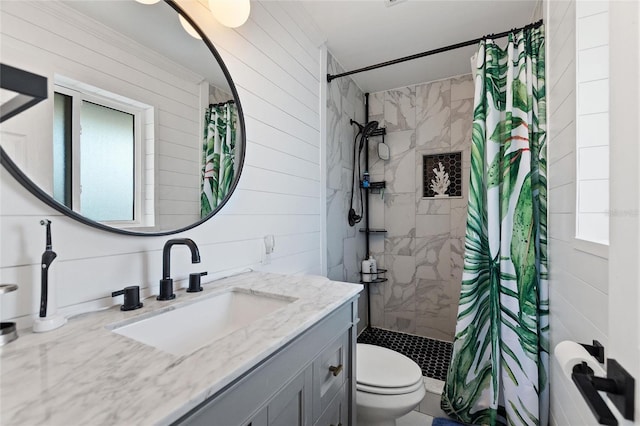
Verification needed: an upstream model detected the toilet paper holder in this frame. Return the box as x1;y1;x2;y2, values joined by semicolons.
571;358;635;425
580;339;605;363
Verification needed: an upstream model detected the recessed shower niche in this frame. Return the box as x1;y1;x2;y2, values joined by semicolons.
422;152;463;198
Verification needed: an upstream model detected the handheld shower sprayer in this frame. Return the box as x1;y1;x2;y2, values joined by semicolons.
39;219;57;318
348;120;379;227
349;119;379;152
359;120;379;152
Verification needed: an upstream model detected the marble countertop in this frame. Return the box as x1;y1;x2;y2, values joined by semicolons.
0;271;362;425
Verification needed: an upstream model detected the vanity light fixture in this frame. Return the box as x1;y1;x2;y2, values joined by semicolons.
208;0;250;28
135;0;202;40
178;14;202;40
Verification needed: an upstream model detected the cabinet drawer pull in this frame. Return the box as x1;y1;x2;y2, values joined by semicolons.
328;364;343;376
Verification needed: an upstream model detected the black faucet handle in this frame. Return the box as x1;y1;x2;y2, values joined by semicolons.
112;286;143;311
187;272;207;293
157;279;175;301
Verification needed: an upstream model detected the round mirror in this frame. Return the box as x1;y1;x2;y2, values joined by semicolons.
0;0;245;236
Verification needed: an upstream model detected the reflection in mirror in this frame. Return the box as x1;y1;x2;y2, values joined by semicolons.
0;0;244;235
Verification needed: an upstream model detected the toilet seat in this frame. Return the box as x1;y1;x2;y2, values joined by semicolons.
356;344;423;395
357;379;424;395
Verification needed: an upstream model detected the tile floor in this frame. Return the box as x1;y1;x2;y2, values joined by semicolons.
357;327;453;381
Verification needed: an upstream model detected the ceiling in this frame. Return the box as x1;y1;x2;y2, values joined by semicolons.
61;0;230;91
61;1;539;96
296;0;539;93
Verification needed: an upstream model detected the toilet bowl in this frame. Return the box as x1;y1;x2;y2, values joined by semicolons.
356;343;426;426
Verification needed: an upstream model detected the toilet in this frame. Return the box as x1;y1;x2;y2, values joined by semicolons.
356;343;426;426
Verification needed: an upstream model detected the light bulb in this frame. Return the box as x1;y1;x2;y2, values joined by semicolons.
135;0;161;4
178;15;202;40
208;0;250;28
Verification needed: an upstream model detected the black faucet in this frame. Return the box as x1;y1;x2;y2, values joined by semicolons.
39;219;57;317
157;238;201;301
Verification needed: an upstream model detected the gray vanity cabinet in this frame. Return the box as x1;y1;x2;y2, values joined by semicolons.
177;297;358;426
243;368;312;426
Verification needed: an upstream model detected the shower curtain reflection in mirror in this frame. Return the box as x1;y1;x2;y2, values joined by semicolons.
201;101;237;217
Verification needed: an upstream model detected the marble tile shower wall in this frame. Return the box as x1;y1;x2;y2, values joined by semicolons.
367;74;474;341
326;54;367;307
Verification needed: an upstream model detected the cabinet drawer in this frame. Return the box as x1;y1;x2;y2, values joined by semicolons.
314;383;347;426
312;330;349;421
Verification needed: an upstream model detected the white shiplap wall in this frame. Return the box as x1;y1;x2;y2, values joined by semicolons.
0;0;325;329
546;1;610;425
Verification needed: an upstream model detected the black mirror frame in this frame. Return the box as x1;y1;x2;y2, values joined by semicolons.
0;0;246;237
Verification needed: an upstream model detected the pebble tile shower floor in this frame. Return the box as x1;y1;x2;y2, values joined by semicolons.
357;327;453;381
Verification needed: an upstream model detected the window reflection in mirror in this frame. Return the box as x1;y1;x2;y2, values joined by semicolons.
79;101;135;222
53;79;149;227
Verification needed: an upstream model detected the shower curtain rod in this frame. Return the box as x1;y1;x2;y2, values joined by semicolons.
326;19;543;83
209;99;235;108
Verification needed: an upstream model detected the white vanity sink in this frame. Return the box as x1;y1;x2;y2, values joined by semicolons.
111;289;294;356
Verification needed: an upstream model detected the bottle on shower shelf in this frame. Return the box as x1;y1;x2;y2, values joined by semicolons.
361;257;372;283
362;171;370;188
368;254;377;281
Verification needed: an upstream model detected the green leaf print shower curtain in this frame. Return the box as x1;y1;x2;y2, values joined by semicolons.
201;102;237;217
441;24;548;426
